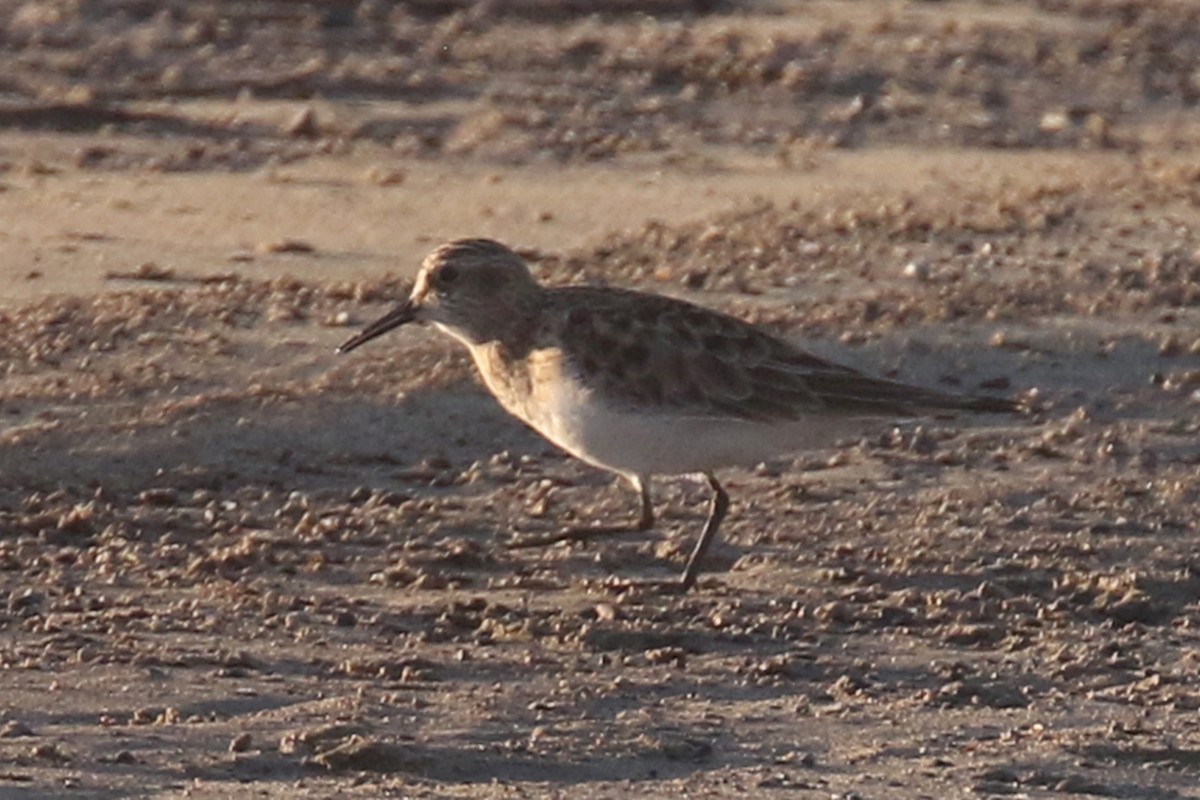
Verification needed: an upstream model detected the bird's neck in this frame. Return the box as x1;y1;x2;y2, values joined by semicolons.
465;339;537;422
436;300;541;355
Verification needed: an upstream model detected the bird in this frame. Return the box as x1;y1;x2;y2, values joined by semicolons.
337;238;1020;593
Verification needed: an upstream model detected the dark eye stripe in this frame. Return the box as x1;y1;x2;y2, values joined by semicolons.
438;265;459;285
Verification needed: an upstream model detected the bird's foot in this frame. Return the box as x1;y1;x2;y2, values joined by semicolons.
604;576;694;596
504;523;645;550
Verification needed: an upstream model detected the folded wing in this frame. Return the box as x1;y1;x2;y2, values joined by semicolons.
553;288;1017;421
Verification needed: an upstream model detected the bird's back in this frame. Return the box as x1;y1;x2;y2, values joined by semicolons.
536;285;1017;422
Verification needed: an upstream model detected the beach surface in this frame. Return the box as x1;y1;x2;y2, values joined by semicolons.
2;2;1199;798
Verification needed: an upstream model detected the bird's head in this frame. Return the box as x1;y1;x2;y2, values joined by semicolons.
337;238;541;353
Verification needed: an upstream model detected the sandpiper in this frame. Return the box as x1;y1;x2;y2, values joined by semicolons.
338;238;1019;592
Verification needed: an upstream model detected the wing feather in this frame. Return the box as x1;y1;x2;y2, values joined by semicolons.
549;287;1016;421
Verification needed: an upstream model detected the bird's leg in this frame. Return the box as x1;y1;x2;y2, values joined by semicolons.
609;472;729;595
631;476;655;531
676;473;729;591
505;475;653;549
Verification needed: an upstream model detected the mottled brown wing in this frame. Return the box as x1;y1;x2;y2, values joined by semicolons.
549;287;1017;420
548;288;827;421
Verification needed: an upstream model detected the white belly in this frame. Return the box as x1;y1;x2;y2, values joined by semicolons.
520;368;861;478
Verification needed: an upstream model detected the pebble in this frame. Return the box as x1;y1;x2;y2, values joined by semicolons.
256;239;316;255
0;720;34;737
282;107;319;138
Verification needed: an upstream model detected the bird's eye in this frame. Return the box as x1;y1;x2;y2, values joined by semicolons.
437;265;459;286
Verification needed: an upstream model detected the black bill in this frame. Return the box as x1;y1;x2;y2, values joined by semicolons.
336;299;417;354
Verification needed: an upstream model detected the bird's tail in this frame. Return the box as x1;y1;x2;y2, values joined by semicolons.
800;368;1028;416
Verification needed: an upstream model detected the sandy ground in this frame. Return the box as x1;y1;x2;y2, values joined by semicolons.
2;1;1200;798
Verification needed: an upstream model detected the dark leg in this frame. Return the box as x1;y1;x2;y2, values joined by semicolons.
677;472;729;592
609;472;729;595
632;476;654;531
506;474;653;549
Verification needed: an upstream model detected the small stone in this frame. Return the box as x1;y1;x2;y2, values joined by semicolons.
74;145;114;168
653;735;713;761
1055;775;1111;794
134;262;173;280
156;707;181;725
1083;113;1110;144
593;602;618;622
1039;110;1071;133
160;64;185;90
364;166;405;186
137;488;178;507
256;239;316;255
0;720;34;737
283;107;320;138
814;601;855;624
975;766;1020;783
229;732;253;753
31;742;66;761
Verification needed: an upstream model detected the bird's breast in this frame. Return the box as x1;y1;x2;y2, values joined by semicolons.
468;343;619;466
